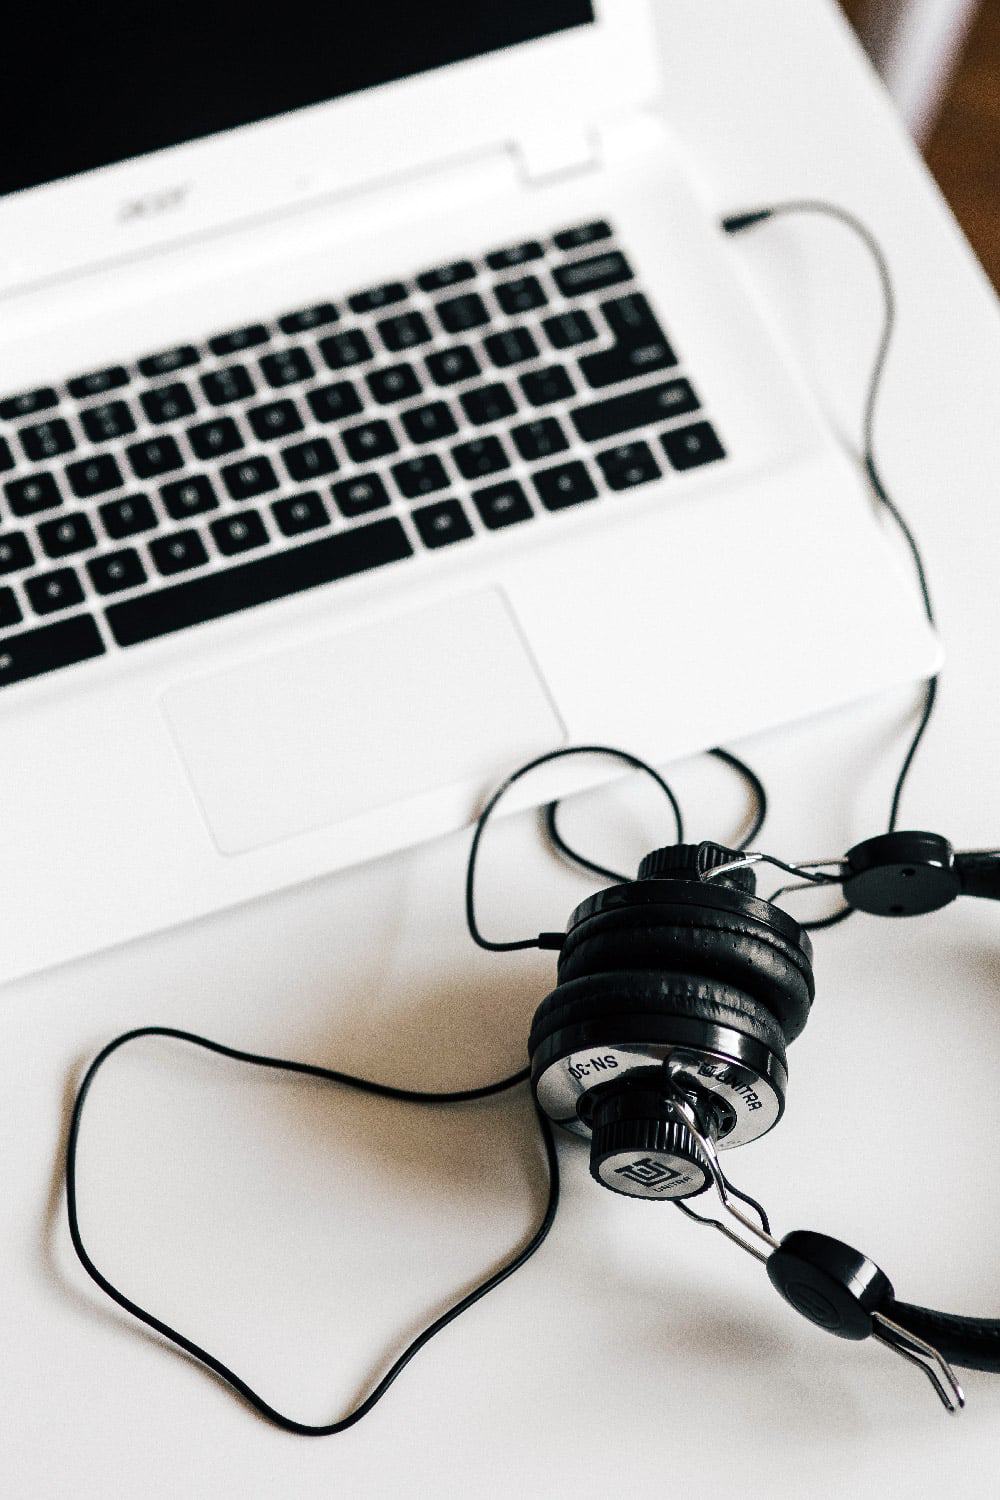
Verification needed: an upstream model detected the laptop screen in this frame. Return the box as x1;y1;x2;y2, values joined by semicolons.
2;2;595;198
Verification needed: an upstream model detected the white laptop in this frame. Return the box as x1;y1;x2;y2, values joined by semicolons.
0;1;938;984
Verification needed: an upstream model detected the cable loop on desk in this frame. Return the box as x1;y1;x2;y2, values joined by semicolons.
65;1026;557;1436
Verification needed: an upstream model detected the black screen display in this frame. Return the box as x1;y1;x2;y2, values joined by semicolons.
1;3;594;197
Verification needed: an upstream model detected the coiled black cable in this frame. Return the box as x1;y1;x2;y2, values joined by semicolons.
66;1027;557;1436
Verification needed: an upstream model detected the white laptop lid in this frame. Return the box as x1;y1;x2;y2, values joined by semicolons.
0;1;658;295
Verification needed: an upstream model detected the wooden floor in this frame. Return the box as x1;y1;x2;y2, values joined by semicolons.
842;1;1000;287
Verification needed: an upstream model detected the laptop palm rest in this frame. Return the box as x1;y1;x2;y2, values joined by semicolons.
161;587;564;856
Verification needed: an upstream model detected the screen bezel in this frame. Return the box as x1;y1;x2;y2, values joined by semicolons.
0;1;657;296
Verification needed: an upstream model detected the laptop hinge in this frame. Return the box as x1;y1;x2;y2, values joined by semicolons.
514;125;601;185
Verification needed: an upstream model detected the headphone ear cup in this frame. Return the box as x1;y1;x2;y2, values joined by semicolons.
530;876;809;1154
554;900;813;1042
528;970;788;1063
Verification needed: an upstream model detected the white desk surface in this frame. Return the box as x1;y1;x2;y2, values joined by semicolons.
5;2;1000;1495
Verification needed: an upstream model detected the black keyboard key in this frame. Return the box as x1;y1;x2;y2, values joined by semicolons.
320;329;374;370
150;529;209;577
0;438;13;471
426;347;481;386
342;419;397;463
401;402;458;445
0;586;21;627
472;480;533;530
87;548;147;595
26;566;85;614
107;518;412;647
485;240;544;271
367;364;423;405
201;365;255;406
208;324;270;356
571;379;699;443
99;494;158;540
141;383;196;424
188;416;244;460
600;292;662;342
81;400;137;443
0;387;58;420
161;475;219;519
435;294;490;335
138;346;200;378
554;251;633;298
20;418;75;462
0;614;104;686
211;510;269;556
662;421;726;471
580;337;676;389
597;441;663;490
391;455;449;500
553;220;612;251
272;491;330;536
260;347;314;388
533;460;598;511
495;276;547;315
413;499;473;549
543;309;598;350
416;261;476;292
67;365;130;399
520;366;575;407
332;474;391;517
484;327;538;368
377;311;433;352
283;437;339;482
124;437;185;481
68;453;126;496
0;532;33;572
460;383;516;426
221;456;279;500
512;417;569;462
348;282;407;314
452;435;510;480
278;303;339;335
38;512;97;558
308;381;364;423
248;399;304;442
5;473;62;516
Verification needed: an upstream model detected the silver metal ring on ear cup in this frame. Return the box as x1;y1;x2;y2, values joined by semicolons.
532;1028;785;1147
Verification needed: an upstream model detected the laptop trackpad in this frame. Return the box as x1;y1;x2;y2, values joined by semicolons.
161;588;564;855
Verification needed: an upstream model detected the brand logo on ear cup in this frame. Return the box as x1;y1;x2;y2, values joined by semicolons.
614;1156;687;1191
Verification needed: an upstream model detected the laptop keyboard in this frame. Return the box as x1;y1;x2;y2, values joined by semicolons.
0;219;726;688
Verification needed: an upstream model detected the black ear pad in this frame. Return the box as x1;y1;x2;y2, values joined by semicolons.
528;971;788;1063
554;902;813;1042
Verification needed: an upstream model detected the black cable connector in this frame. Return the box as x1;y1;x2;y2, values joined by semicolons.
720;209;774;233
